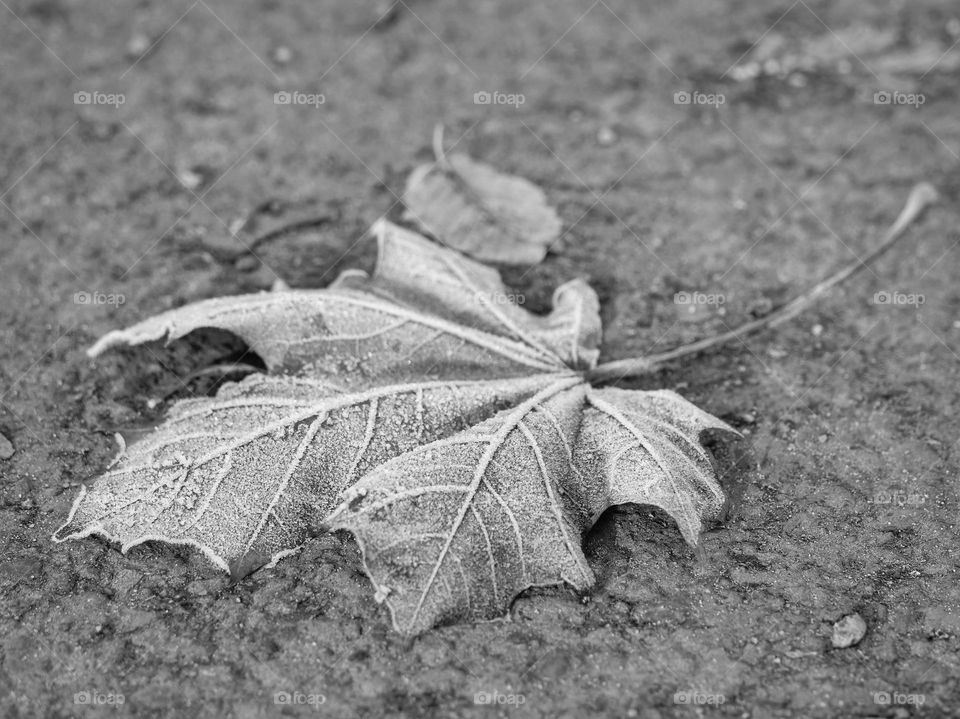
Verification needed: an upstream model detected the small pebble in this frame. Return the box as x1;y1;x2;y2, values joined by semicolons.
832;613;867;648
597;126;617;146
730;62;760;82
271;45;294;65
126;32;151;59
818;434;828;443
747;296;774;318
0;431;14;460
178;168;203;191
811;324;823;337
234;255;259;272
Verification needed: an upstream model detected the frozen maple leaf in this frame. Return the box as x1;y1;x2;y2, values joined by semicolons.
54;220;735;635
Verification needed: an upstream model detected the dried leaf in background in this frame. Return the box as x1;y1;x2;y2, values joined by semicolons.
403;144;562;264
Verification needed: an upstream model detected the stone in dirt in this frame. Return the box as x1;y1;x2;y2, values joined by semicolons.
832;613;867;648
0;431;13;460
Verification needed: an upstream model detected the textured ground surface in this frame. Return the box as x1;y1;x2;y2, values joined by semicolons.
2;0;959;717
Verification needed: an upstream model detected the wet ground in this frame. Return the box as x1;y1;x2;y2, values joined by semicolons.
2;0;959;717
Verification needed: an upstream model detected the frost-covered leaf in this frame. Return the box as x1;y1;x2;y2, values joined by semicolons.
57;217;735;636
88;220;598;383
403;152;562;265
327;382;734;635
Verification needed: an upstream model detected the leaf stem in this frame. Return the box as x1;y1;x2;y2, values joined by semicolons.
586;182;939;384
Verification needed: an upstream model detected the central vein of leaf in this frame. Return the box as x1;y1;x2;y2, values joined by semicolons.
411;375;584;627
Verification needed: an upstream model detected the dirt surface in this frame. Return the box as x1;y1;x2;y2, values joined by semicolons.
2;1;959;717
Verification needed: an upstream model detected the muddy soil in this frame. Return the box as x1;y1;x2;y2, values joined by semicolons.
2;1;959;717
